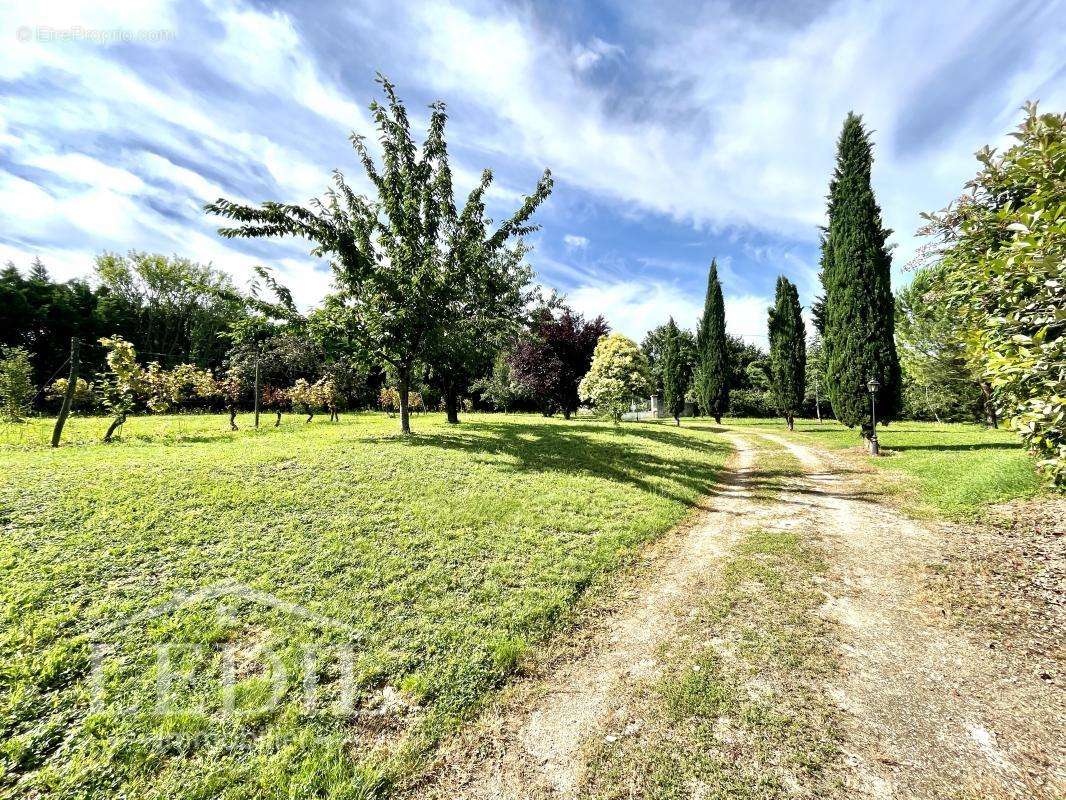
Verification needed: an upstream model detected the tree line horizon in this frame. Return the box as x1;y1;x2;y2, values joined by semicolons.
0;78;1060;485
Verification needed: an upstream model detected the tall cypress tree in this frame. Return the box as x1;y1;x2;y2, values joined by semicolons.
821;113;900;440
661;316;686;426
768;275;806;430
695;259;729;423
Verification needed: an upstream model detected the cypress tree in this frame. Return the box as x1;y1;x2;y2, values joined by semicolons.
695;259;729;424
661;317;686;425
768;275;806;430
821;113;901;442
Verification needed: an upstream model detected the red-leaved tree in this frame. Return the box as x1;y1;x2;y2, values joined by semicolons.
509;304;608;419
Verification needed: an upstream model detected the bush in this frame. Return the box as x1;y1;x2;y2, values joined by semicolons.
0;346;35;421
47;377;95;412
725;389;776;418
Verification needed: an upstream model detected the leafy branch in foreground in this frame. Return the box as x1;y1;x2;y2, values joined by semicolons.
915;102;1065;486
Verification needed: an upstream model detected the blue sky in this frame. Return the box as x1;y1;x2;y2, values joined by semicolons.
1;1;1063;345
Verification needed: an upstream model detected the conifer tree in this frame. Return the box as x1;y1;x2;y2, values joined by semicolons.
695;259;729;423
767;275;806;430
820;113;900;442
661;317;686;425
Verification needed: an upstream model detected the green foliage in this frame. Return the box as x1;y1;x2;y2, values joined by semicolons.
94;251;246;368
47;377;94;411
916;103;1065;486
725;388;777;418
1;261;109;394
642;323;696;397
768;276;806;425
206;76;551;433
578;334;652;422
803;333;831;420
695;260;730;421
821;113;901;431
470;351;529;411
97;336;144;417
660;318;687;423
0;413;729;796
0;346;34;421
895;267;986;423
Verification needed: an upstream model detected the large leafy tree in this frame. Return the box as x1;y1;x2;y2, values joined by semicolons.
821;113;901;441
206;75;551;434
695;259;730;423
916;103;1065;486
641;323;696;397
1;260;108;390
509;303;608;419
661;317;687;425
424;246;532;423
895;265;986;423
805;332;828;422
767;275;806;430
94;251;246;369
578;333;652;423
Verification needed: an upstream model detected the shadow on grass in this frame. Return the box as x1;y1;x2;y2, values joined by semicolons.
355;418;731;505
886;442;1023;453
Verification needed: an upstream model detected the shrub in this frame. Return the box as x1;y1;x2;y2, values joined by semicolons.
47;377;94;411
725;389;777;418
0;346;34;422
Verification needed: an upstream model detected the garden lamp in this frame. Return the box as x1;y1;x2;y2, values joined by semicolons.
866;377;881;455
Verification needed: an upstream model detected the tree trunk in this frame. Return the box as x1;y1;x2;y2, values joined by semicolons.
103;412;126;442
229;407;238;431
275;411;281;427
52;337;79;448
713;414;721;424
306;412;313;423
923;385;942;424
980;382;998;428
674;414;680;426
398;368;412;434
253;358;260;429
563;408;572;420
787;413;794;431
444;382;459;425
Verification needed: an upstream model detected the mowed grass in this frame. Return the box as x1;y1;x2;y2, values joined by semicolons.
0;412;729;799
727;418;1042;517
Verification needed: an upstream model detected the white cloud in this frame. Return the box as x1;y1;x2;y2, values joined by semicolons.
572;37;624;71
564;277;775;346
563;233;589;249
567;280;701;342
724;294;772;345
403;0;1065;254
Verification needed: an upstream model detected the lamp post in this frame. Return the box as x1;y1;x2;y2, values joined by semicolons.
866;377;881;456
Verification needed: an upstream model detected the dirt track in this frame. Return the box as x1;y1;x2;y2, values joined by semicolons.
415;431;1065;799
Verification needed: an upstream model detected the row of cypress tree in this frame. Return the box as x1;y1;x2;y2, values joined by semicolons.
659;112;898;438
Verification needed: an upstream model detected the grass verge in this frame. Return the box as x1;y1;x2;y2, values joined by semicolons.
726;418;1042;517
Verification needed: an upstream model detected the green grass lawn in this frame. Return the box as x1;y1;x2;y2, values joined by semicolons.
726;418;1042;517
0;412;729;799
